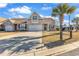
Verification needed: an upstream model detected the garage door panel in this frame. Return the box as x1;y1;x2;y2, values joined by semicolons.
29;24;42;31
5;25;14;31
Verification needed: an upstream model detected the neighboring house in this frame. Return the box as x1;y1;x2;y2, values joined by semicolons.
0;12;55;31
3;18;27;31
0;17;6;31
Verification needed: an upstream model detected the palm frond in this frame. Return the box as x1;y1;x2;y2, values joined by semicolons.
52;8;60;16
51;3;76;19
57;3;69;14
67;6;77;14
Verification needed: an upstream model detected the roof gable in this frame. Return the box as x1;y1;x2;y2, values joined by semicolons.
3;20;12;25
29;12;41;19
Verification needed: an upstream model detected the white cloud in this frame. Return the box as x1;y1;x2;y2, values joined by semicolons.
0;3;8;8
9;6;32;14
43;15;58;20
41;4;51;10
39;14;44;17
42;7;51;10
44;16;56;18
17;15;24;18
11;15;24;18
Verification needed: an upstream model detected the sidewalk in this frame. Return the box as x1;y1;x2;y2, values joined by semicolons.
34;41;79;56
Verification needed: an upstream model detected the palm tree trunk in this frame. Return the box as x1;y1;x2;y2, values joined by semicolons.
76;21;78;32
69;15;70;31
70;25;72;38
69;15;72;39
59;15;64;41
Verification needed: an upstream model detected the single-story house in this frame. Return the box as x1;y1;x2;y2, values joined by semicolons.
0;12;55;31
0;17;6;31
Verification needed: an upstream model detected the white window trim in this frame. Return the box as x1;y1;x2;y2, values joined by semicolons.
32;16;39;23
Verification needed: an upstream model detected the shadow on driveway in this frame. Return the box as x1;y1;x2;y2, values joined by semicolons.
0;36;40;55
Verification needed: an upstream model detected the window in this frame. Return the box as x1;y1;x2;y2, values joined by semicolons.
19;24;26;30
33;16;37;20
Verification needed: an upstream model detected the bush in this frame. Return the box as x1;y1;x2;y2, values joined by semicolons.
56;28;60;31
0;29;4;31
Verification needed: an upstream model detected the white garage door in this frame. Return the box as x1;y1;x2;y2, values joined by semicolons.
5;25;14;31
28;24;42;31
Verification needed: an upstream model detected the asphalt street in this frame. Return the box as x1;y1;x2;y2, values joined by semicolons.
58;47;79;56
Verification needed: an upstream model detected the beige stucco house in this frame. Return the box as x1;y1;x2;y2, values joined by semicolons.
0;12;55;31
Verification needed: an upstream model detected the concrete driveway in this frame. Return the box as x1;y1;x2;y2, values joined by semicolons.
0;31;43;56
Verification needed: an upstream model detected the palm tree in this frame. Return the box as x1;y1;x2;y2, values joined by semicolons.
72;17;79;32
67;6;76;38
52;3;76;41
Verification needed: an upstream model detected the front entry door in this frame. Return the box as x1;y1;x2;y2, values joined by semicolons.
44;24;47;31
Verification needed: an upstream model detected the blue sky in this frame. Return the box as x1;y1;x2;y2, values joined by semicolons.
0;3;58;18
0;3;79;24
